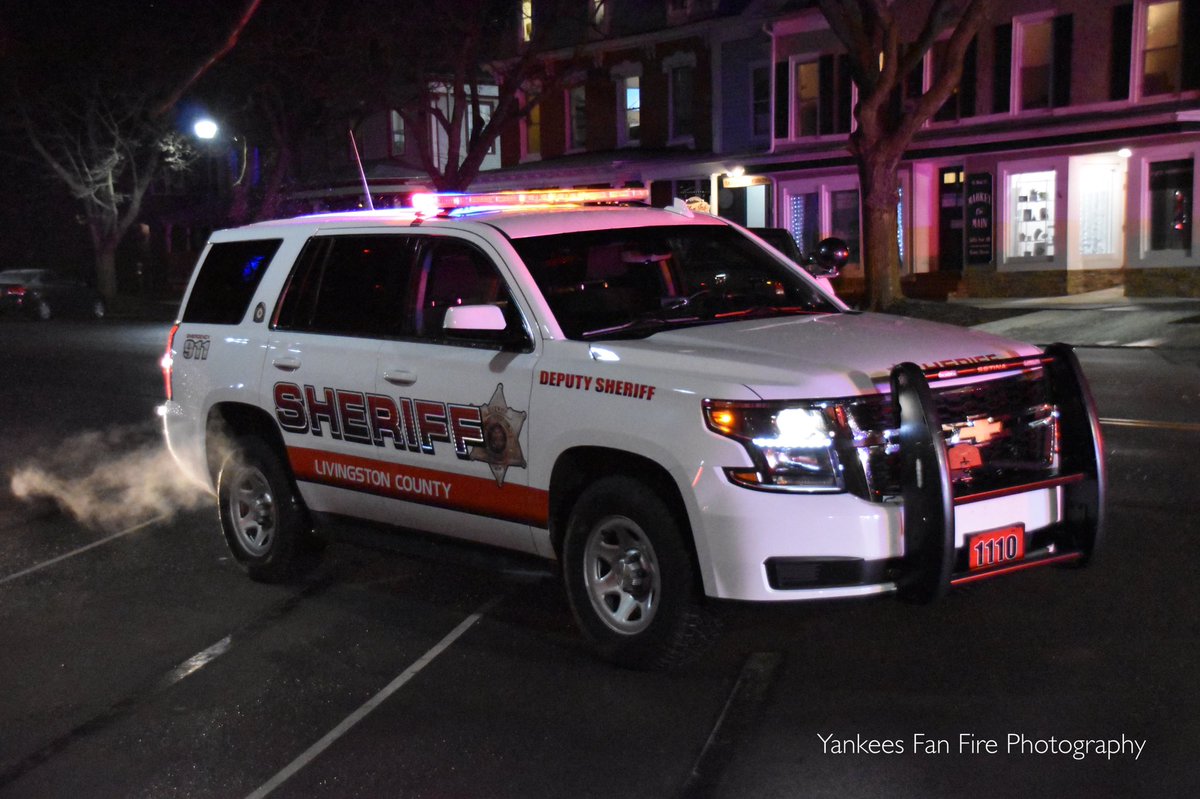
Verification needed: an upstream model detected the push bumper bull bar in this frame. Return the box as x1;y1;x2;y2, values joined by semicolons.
890;342;1106;603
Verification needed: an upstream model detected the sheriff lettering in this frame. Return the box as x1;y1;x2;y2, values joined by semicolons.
274;382;484;459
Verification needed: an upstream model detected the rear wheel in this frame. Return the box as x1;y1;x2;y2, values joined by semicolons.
217;436;322;582
562;476;716;669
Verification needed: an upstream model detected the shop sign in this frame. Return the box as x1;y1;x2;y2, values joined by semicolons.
965;173;993;264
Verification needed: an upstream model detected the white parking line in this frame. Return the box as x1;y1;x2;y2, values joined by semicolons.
245;595;501;799
0;515;167;587
1100;417;1200;433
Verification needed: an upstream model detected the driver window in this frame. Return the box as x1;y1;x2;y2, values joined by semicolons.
413;239;522;344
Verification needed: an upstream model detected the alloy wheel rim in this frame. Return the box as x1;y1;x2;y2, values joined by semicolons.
229;467;276;557
582;515;661;635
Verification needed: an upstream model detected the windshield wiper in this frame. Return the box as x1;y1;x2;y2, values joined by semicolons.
580;312;703;339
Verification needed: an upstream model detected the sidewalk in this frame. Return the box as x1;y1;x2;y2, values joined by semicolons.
946;288;1200;348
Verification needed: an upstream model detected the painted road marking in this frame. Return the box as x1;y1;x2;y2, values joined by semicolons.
245;596;502;799
1100;417;1200;433
0;515;166;587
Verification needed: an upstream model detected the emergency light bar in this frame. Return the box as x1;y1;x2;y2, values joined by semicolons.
410;187;649;215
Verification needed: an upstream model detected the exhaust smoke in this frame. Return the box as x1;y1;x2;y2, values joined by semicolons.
9;422;214;531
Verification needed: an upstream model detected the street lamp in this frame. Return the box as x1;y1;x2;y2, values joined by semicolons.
193;118;219;140
190;117;249;186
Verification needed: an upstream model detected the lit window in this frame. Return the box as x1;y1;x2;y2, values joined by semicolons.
1019;19;1052;110
830;189;861;264
1148;158;1192;254
1008;170;1056;259
521;0;533;43
1142;0;1181;95
794;61;819;137
619;76;641;145
590;0;609;34
525;102;541;158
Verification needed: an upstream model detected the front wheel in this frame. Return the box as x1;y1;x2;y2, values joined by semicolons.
562;476;716;669
217;436;322;582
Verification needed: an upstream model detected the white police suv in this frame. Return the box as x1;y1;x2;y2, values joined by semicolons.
161;188;1104;668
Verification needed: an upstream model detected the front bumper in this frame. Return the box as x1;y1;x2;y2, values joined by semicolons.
695;344;1105;603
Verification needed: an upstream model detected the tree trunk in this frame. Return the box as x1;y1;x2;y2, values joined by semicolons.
861;203;903;309
856;150;904;310
94;241;119;300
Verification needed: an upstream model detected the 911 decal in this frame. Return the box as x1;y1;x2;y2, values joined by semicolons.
274;381;527;486
182;334;211;360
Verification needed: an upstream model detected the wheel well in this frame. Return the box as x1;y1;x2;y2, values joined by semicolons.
205;402;288;483
548;447;692;558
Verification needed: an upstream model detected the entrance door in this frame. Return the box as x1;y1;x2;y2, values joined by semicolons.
938;166;965;271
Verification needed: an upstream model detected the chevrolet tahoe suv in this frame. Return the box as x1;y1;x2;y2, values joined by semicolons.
161;188;1105;668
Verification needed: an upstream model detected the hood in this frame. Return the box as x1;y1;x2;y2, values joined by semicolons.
604;311;1041;400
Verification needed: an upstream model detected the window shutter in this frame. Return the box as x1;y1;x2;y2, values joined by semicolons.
818;54;835;135
960;37;978;118
993;23;1012;113
1052;14;1073;108
1110;4;1133;101
774;60;789;139
836;54;853;133
1182;0;1200;91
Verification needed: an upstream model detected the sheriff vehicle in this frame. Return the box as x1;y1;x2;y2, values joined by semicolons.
160;188;1104;668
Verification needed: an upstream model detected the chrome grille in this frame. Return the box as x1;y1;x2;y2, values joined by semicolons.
844;369;1058;502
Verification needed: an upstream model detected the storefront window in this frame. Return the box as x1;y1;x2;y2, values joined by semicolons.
830;189;861;263
1009;171;1055;259
789;192;820;255
1079;163;1121;257
1148;158;1192;254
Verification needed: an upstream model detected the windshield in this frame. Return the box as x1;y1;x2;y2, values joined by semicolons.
512;226;840;340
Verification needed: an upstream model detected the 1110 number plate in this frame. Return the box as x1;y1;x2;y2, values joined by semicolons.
968;524;1026;571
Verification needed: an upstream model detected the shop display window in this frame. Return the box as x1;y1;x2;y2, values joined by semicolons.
1009;171;1055;259
1148;158;1192;254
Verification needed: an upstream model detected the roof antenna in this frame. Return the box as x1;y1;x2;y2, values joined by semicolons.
348;128;375;210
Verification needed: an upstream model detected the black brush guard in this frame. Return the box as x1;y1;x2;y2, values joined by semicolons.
890;343;1106;603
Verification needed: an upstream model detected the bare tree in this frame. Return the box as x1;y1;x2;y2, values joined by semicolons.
345;0;593;192
817;0;990;310
3;1;263;298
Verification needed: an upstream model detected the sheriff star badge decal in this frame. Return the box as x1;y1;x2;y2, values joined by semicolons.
469;383;527;486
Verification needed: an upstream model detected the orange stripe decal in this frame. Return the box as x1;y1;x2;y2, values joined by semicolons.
287;447;550;528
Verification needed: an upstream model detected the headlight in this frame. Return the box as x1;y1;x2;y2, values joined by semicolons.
703;399;849;492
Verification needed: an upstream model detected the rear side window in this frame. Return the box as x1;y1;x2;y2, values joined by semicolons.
183;239;282;324
274;235;415;338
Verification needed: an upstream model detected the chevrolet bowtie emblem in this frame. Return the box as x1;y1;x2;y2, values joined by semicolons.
944;417;1004;445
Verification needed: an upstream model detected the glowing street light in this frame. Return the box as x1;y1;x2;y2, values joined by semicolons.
193;118;219;140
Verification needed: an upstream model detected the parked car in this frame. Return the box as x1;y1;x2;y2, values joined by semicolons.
0;269;106;320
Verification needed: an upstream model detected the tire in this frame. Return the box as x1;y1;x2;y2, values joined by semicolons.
217;436;322;582
562;476;717;669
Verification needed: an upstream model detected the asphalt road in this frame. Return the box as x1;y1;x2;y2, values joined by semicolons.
0;316;1196;798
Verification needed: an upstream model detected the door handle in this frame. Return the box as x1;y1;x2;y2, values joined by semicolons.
383;369;417;386
272;356;302;372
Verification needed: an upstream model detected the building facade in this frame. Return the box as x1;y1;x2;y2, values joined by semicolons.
302;0;1200;297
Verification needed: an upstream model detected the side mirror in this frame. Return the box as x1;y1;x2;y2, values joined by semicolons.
807;237;849;278
443;303;507;332
442;303;530;350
